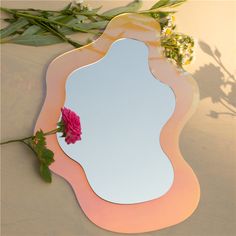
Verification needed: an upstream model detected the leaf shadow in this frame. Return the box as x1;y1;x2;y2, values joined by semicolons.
193;41;236;118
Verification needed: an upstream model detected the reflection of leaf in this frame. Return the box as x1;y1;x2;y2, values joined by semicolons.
214;48;221;59
199;41;213;56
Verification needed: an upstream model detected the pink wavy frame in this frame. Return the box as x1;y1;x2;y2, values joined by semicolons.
35;14;200;234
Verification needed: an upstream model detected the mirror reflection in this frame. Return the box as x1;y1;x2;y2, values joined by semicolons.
57;38;176;204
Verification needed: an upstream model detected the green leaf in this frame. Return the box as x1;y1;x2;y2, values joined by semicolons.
52;15;75;24
34;130;46;151
21;25;41;36
0;17;28;39
41;10;53;18
102;0;142;18
170;0;187;8
39;163;52;183
56;17;84;35
9;34;63;46
27;129;54;182
63;2;72;11
41;148;54;165
151;0;170;9
3;18;18;23
148;10;175;21
150;0;186;10
32;20;83;48
73;15;88;22
48;15;70;22
58;16;101;34
73;20;109;30
78;6;102;16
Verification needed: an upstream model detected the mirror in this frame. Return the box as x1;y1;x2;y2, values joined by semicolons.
57;38;176;204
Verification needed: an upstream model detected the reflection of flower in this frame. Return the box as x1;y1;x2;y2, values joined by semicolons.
59;107;82;144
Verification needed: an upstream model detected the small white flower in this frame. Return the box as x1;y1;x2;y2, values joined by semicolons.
166;15;175;27
161;26;172;36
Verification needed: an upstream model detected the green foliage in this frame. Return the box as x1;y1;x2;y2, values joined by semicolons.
102;0;142;18
0;0;193;67
21;25;41;36
39;163;52;183
150;0;187;10
161;32;195;67
0;18;28;39
28;130;55;183
9;34;63;46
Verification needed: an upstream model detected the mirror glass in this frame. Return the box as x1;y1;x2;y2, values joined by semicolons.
57;38;176;204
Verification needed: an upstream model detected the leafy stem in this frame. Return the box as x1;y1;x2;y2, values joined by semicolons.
0;128;59;145
33;19;83;47
0;128;60;183
0;1;192;67
0;138;29;145
0;7;95;34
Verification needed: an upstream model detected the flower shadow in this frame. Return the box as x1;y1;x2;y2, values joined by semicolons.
193;41;236;118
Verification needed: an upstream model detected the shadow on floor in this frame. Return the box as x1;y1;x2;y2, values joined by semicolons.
193;41;236;118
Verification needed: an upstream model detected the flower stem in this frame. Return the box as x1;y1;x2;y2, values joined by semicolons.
43;128;60;136
0;128;60;145
0;139;26;145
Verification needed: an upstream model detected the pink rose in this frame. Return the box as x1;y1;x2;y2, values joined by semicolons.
60;107;82;144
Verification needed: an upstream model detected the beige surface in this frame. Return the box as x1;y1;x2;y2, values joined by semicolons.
1;1;236;236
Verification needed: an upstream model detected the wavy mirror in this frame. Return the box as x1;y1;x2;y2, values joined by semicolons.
57;38;175;204
36;13;200;233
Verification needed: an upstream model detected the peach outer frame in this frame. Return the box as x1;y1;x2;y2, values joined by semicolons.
34;13;200;234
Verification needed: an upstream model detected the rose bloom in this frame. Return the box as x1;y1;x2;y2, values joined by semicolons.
60;107;82;144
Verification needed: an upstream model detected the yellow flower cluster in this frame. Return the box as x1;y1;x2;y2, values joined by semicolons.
160;15;195;67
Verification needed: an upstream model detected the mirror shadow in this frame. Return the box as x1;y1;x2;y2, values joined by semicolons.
194;41;236;118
